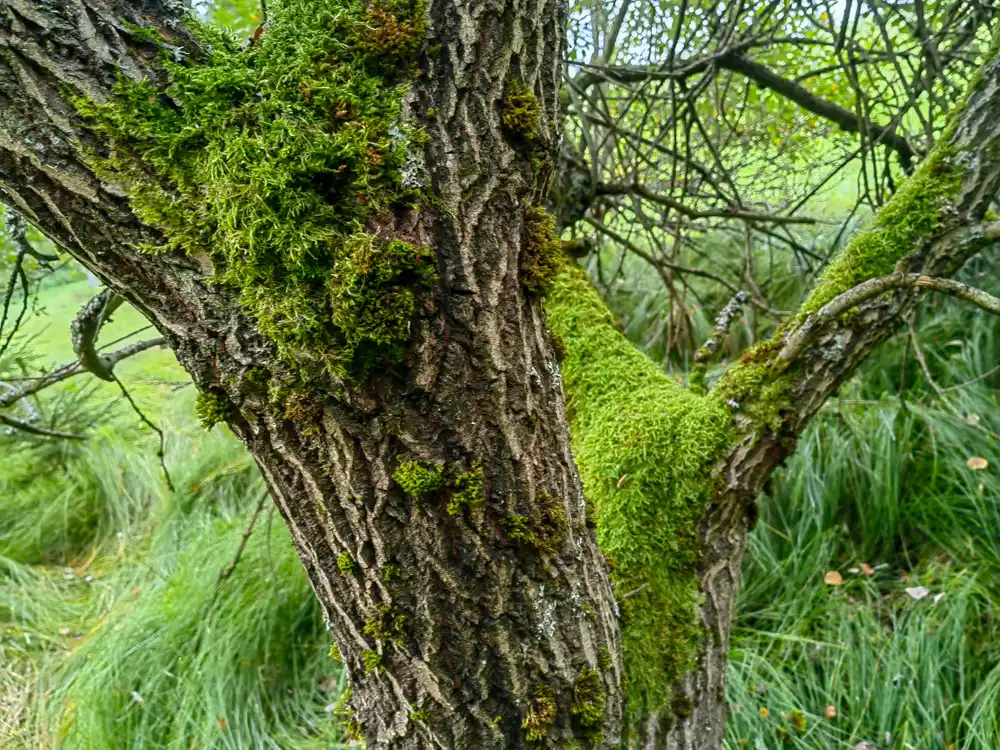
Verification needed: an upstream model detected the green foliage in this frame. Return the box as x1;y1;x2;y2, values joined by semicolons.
392;460;446;495
522;684;557;743
194;390;231;430
521;207;564;295
545;265;734;717
502;80;540;138
361;649;382;673
74;0;432;378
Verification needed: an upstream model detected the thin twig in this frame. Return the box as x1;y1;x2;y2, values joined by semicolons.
0;411;85;439
203;491;270;617
111;373;174;492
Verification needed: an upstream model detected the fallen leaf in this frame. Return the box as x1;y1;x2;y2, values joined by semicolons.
934;592;946;604
217;717;227;732
824;571;843;586
59;627;70;636
825;705;837;719
759;707;769;719
854;742;877;750
905;586;930;600
790;710;806;731
967;456;989;470
860;562;874;576
616;474;628;489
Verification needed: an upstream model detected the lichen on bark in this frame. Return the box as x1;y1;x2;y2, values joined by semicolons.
73;0;433;379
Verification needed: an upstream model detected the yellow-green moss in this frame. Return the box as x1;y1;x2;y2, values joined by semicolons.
362;649;382;673
544;265;734;718
392;460;446;495
382;563;400;581
503;79;540;138
521;207;564;295
796;144;963;321
446;464;485;515
337;551;355;575
364;605;407;644
522;684;557;743
73;0;432;379
571;668;606;739
502;492;567;552
194;391;230;430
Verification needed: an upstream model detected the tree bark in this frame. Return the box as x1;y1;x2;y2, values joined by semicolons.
0;1;624;747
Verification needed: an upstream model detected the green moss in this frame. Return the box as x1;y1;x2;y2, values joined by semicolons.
393;460;446;495
544;265;734;718
446;464;485;515
364;605;407;644
571;668;606;738
362;649;382;673
73;0;433;380
410;708;428;722
382;563;400;581
243;366;270;389
337;551;355;575
329;643;343;662
796;145;963;321
502;79;540;138
499;493;566;553
522;684;557;743
521;207;564;295
194;391;231;430
597;647;612;671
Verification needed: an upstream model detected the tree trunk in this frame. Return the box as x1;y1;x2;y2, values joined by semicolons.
2;1;1000;749
0;1;624;747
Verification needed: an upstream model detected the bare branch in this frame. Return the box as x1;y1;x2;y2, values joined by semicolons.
780;268;1000;364
0;411;85;440
71;289;125;381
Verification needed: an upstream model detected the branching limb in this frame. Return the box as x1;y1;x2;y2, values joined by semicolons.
694;291;751;366
779;269;1000;364
71;289;125;381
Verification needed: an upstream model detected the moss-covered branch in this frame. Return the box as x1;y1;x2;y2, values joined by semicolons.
545;267;734;719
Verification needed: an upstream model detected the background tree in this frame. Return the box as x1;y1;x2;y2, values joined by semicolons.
0;1;998;749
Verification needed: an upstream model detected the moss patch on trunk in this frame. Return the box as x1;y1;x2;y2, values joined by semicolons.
74;0;432;379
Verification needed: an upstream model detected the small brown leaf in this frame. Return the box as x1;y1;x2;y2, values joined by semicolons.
616;474;628;489
217;717;228;732
860;562;874;577
825;705;837;719
967;456;989;470
824;571;843;586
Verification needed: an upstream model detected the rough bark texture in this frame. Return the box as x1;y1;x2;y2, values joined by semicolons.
0;1;625;747
2;1;999;749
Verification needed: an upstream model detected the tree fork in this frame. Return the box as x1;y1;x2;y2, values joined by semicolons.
0;0;623;747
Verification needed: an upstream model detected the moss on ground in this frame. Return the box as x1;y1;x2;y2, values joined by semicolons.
545;265;734;718
74;0;433;379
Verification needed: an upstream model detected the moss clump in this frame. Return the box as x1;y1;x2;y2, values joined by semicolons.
329;643;343;662
364;605;407;644
362;649;382;674
502;79;540;138
393;460;446;495
571;669;606;738
74;0;433;379
194;391;230;430
521;207;564;295
796;145;963;321
446;464;485;515
382;563;400;581
522;684;557;743
544;266;733;718
337;551;355;575
499;493;566;553
284;390;324;424
410;708;428;722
